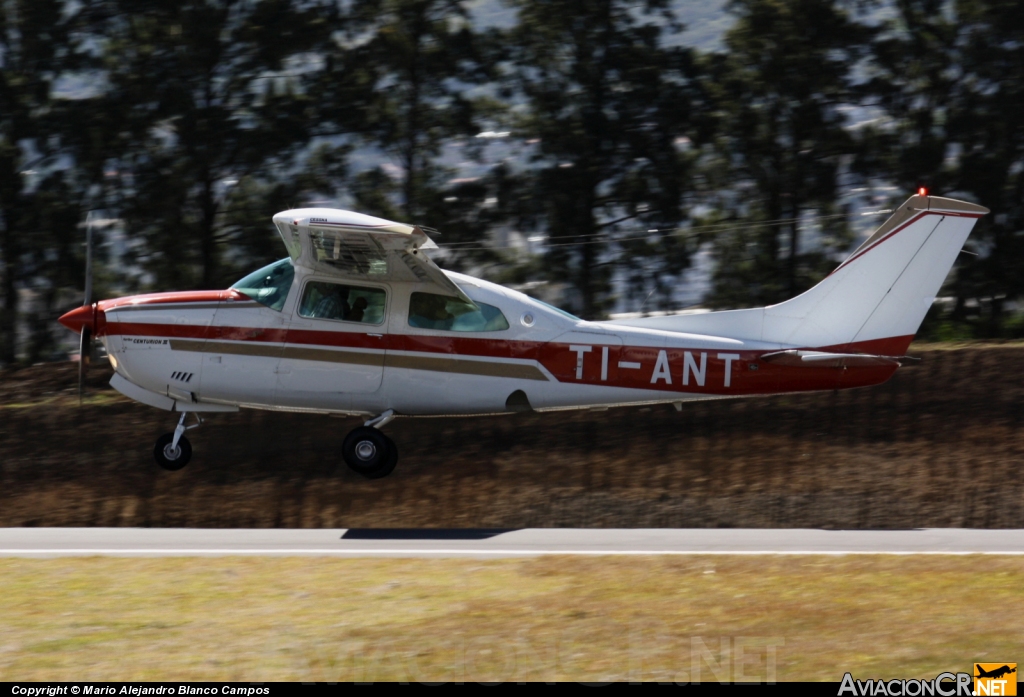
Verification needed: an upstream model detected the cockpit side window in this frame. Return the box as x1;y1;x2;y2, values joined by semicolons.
231;258;295;311
298;281;387;325
408;292;509;332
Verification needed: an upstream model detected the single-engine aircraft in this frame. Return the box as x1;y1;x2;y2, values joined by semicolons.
59;192;988;478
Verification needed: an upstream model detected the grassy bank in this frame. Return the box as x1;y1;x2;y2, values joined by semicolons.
1;343;1022;528
0;555;1019;681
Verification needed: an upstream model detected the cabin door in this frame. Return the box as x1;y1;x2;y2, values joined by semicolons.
199;304;288;406
274;278;389;408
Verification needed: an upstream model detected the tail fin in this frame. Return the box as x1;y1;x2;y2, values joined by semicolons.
764;194;988;352
609;194;988;353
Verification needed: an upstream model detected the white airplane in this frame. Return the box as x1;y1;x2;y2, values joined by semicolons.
59;192;987;478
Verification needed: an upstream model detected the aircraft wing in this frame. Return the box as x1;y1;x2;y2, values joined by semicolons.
759;350;916;368
271;208;473;303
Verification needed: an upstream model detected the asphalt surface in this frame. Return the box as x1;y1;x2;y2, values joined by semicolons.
0;528;1023;557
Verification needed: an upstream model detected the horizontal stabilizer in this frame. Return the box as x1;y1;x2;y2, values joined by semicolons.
759;350;912;368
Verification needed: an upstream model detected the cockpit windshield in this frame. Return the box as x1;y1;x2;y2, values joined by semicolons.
529;297;581;321
231;258;295;311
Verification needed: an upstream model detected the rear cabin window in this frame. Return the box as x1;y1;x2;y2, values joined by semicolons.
298;281;386;325
408;292;509;332
231;258;295;311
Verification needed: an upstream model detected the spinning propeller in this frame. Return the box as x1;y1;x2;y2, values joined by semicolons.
78;212;95;404
58;213;111;404
78;318;91;404
71;211;96;403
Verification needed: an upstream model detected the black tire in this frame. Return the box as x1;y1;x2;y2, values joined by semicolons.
154;432;192;471
342;427;398;479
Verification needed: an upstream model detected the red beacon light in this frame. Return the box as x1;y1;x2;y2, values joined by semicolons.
918;187;928;196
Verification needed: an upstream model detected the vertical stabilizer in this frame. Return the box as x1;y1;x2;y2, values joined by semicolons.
761;194;988;353
608;194;989;353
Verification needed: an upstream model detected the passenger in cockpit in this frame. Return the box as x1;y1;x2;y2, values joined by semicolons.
347;296;368;323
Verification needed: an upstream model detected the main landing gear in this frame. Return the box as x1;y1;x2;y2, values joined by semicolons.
342;410;398;479
154;412;202;471
151;410;399;478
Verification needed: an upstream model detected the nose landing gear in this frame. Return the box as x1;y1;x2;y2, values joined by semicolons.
154;412;202;471
342;410;398;479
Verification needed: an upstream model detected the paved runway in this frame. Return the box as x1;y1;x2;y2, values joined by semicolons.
0;528;1023;557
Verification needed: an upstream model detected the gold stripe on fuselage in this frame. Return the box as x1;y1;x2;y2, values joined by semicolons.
384;353;548;381
170;339;283;358
169;339;549;381
284;345;385;367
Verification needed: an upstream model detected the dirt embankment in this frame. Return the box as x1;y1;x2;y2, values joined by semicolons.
1;344;1022;528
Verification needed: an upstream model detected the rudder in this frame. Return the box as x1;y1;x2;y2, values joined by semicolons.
762;194;988;352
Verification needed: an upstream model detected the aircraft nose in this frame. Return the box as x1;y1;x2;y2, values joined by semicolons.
59;304;97;334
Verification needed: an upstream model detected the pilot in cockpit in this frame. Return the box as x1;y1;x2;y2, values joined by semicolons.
410;293;455;330
312;285;350;320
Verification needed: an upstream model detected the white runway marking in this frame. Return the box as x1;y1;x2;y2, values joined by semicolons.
1;528;1023;557
2;549;1023;557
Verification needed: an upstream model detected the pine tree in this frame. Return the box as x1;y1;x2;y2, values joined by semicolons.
506;0;702;318
705;0;871;307
863;0;1024;335
949;0;1024;334
0;0;74;363
323;0;489;221
81;0;338;290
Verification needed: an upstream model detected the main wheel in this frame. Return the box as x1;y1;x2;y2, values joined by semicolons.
154;433;192;471
342;427;398;479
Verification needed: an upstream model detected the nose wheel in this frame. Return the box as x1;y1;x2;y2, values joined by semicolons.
154;432;192;470
154;412;201;471
343;411;398;478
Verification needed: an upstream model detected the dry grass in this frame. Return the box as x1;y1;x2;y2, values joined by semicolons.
0;556;1020;682
1;344;1023;528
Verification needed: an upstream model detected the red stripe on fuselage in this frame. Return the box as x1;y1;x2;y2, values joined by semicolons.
97;289;248;311
104;315;910;396
820;335;915;357
536;342;901;394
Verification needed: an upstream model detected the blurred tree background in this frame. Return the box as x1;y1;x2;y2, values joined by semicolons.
1;0;1022;364
702;0;870;307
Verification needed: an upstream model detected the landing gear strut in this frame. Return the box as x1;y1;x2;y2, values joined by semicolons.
154;412;202;471
343;410;397;479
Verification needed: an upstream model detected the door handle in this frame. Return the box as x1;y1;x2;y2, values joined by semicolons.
367;333;383;338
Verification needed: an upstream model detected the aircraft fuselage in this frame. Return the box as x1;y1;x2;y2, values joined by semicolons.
91;265;899;418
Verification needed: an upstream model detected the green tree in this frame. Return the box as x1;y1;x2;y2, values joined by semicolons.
0;0;77;363
325;0;490;221
506;0;703;318
705;0;871;307
866;0;1024;336
18;171;91;361
82;0;339;291
948;0;1024;335
861;0;957;192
